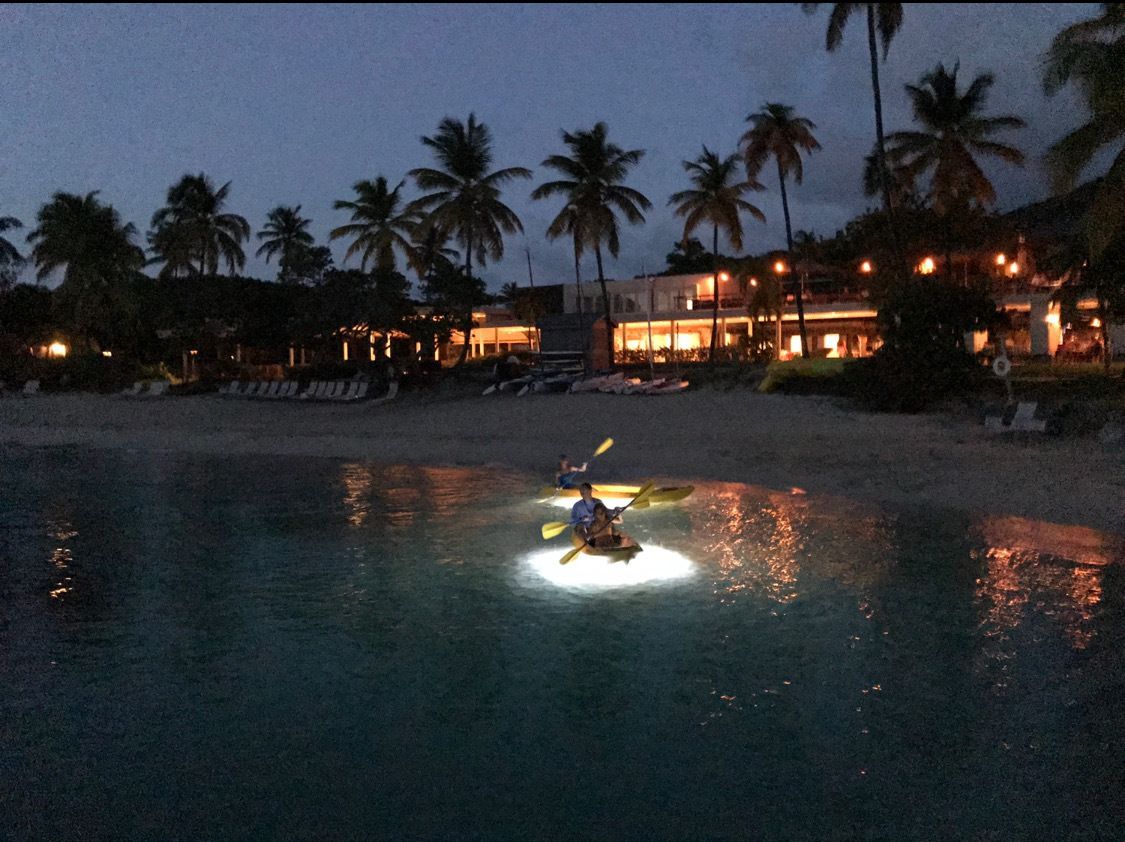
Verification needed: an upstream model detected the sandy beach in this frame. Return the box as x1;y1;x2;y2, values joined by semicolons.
2;387;1122;534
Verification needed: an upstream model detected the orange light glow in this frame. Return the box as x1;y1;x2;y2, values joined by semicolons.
101;350;112;358
995;253;1007;266
718;271;730;282
859;260;873;274
773;260;788;274
1007;262;1020;276
1091;318;1102;328
47;341;68;359
1045;312;1060;326
918;257;936;275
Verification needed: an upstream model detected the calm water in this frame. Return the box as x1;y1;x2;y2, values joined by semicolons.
1;446;1122;840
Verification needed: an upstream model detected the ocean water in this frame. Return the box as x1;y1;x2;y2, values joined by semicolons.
1;446;1122;840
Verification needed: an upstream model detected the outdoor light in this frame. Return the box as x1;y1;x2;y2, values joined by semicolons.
773;260;788;274
995;253;1007;266
101;350;112;358
749;277;759;287
1007;262;1020;276
190;349;199;356
718;271;730;282
47;341;68;359
1091;318;1102;328
918;257;936;275
1045;312;1060;326
859;260;873;274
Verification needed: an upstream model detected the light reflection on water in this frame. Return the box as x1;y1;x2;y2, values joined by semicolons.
0;447;1122;840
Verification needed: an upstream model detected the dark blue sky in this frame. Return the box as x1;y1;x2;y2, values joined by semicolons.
2;3;1096;289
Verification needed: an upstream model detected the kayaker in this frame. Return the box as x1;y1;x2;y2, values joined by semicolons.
555;454;589;489
569;482;602;529
585;502;624;548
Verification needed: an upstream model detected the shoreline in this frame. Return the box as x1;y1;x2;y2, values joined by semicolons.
1;391;1122;535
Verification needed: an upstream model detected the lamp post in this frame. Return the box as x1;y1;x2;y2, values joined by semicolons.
772;260;787;360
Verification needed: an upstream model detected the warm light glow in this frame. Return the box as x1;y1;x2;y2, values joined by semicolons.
789;334;802;354
918;257;936;275
523;545;695;590
1091;318;1102;328
1045;312;1061;326
773;260;788;274
995;253;1007;266
718;271;731;282
824;333;840;350
101;350;112;358
859;260;873;274
47;341;68;359
1007;262;1020;276
749;277;758;287
189;349;199;356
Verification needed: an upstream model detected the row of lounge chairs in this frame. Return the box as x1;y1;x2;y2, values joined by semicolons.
0;379;41;396
219;380;378;402
117;380;170;397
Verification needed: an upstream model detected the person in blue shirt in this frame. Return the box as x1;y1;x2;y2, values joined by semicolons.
570;483;620;544
555;454;588;489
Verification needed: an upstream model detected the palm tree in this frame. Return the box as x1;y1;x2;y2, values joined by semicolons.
532;122;651;367
805;2;905;270
742;103;821;357
408;114;531;365
0;214;23;291
256;205;314;283
1043;3;1125;258
27;192;144;346
886;63;1024;277
669;147;766;362
862;144;915;207
544;201;592;327
150;173;250;277
330;177;417;273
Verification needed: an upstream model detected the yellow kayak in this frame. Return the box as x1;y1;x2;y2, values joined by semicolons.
570;530;643;563
537;484;694;505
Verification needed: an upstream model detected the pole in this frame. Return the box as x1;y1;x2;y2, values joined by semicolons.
643;262;655;382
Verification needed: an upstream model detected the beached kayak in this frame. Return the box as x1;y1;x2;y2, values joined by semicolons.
569;530;643;562
537;484;694;504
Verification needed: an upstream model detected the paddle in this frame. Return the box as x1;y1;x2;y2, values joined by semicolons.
540;474;650;539
558;481;655;565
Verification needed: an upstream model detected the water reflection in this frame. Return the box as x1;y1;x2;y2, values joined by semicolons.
47;515;77;601
973;517;1122;652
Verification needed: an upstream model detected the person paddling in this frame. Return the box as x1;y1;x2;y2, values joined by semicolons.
556;454;589;489
570;483;621;542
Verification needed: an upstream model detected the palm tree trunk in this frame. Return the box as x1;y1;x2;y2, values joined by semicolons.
777;162;809;359
574;235;589;363
456;245;474;367
1099;291;1112;372
710;224;720;364
594;243;613;368
867;4;906;280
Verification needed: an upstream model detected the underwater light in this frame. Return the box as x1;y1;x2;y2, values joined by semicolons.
523;544;695;589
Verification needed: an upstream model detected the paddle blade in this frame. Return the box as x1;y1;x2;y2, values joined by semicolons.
630;481;656;506
593;437;614;457
559;545;584;565
482;385;496;396
540;521;570;540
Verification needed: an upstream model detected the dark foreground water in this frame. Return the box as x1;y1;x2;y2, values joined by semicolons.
1;446;1122;840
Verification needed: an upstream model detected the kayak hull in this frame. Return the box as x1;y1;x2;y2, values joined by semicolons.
570;530;642;562
538;484;694;505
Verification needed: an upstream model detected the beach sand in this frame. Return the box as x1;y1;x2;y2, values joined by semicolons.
1;388;1122;534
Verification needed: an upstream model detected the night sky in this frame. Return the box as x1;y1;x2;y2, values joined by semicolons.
2;3;1097;289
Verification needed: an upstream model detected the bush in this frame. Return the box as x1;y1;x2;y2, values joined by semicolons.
0;354;171;393
838;347;985;412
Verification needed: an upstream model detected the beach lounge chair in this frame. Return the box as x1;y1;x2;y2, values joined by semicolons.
298;381;318;399
261;382;280;399
119;381;144;397
21;380;40;396
278;381;299;399
322;382;342;400
347;382;369;401
985;401;1047;433
368;381;398;406
334;382;360;401
312;381;330;399
219;380;240;396
144;380;170;397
